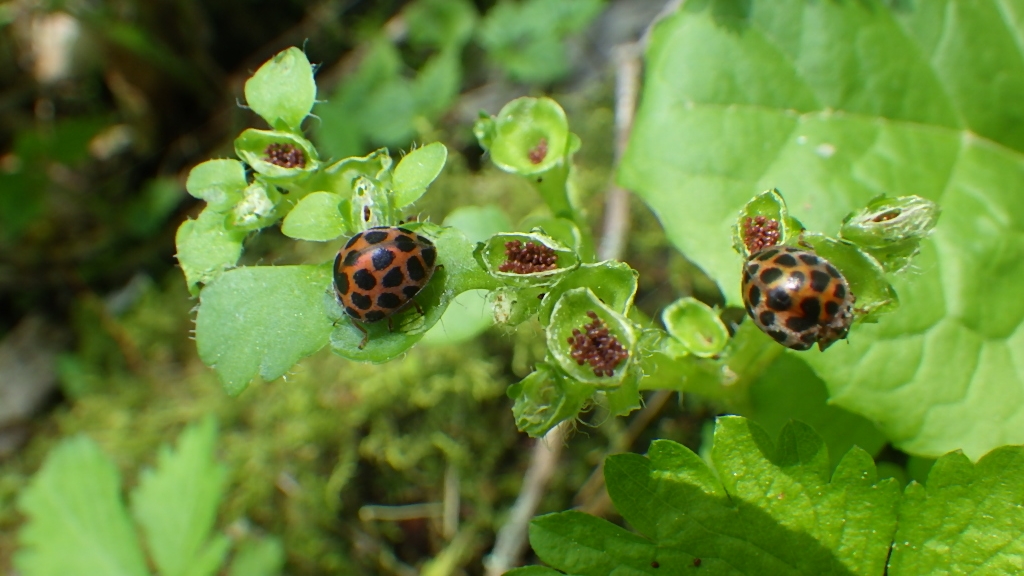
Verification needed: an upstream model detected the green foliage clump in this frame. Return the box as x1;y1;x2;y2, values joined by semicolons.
15;419;283;576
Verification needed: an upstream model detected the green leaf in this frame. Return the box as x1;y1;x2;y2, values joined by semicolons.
405;0;478;50
538;262;637;325
504;567;568;576
392;142;448;208
175;208;245;294
618;0;1024;459
530;510;666;575
244;47;316;131
195;265;334;394
280;191;348;241
185;159;247;212
227;537;285;576
538;418;900;575
749;353;887;468
130;417;228;576
442;204;514;243
422;289;492;346
15;437;149;576
799;232;898;322
889;446;1024;575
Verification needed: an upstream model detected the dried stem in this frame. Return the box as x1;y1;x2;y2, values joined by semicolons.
484;423;566;576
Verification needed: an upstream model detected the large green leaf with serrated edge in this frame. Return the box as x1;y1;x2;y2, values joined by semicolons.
15;437;149;576
619;0;1024;459
195;265;334;395
888;446;1024;575
131;417;229;576
526;416;899;575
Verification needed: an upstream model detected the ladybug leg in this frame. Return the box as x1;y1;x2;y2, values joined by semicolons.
352;320;370;349
387;317;394;333
411;300;424;316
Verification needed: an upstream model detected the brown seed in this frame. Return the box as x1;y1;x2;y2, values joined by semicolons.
264;142;306;168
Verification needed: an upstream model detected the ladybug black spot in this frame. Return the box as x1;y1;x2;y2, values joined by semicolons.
800;297;821;320
345;306;362;319
382;267;404;288
343;250;360;267
755;248;779;261
394;235;418;252
353;269;377;291
748;285;761;307
826;263;842;278
799;253;819;265
766;287;792;311
759;267;783;284
825;300;840;316
344;233;363;250
785;314;817;332
397;227;414;235
407;256;426;281
759;310;775;327
789;270;805;288
351;292;372;310
810;270;831;292
371;248;396;270
834;283;846;298
364;230;389;244
364;310;386;322
768;329;789;343
335;271;349;294
421;245;437;268
774;253;798;267
377;292;402;309
402;285;420;298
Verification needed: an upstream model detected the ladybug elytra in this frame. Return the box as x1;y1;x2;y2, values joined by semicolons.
334;226;438;348
741;246;854;351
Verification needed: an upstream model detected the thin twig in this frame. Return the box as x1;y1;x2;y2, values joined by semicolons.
484;423;567;576
598;42;642;262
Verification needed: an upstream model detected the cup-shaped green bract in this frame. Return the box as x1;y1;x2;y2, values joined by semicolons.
491;287;547;326
662;297;729;358
474;97;571;176
234;129;320;185
185;159;247;212
346;175;398;231
840;195;941;273
548;288;637;387
244;47;316;132
228;181;281;231
538;261;638;325
518;216;592;262
733;188;804;258
479;232;579;287
800;233;899;322
508;362;592;438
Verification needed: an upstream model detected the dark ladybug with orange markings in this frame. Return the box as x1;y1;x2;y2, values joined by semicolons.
334;226;438;348
741;245;854;351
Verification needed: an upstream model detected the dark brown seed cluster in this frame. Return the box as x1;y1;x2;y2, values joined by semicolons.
742;215;780;253
499;240;557;273
528;138;548;164
873;210;900;222
264;142;306;168
567;311;629;377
